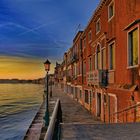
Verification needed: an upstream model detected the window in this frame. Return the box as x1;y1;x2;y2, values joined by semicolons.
108;1;114;20
109;43;115;70
92;55;95;70
104;94;107;103
128;28;138;66
94;54;96;70
79;61;82;75
102;48;106;69
78;62;80;75
88;31;92;42
93;92;95;98
71;87;74;95
85;90;89;104
76;63;79;76
89;57;92;71
96;45;101;69
80;90;82;99
74;64;77;78
96;19;101;33
83;39;86;48
83;61;86;75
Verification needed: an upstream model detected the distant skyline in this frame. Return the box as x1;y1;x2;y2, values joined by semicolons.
0;0;100;79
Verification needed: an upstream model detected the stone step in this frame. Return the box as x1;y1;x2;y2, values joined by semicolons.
61;123;140;140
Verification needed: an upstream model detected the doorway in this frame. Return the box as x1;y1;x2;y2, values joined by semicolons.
97;93;101;117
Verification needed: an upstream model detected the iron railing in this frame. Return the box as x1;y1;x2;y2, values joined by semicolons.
110;103;140;123
44;99;62;140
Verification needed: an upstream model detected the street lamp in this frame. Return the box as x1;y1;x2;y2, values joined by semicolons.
44;59;51;127
50;75;52;97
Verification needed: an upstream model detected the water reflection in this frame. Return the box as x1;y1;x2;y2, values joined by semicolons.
0;84;44;140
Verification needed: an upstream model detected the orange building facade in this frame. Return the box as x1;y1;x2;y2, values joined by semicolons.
54;0;140;123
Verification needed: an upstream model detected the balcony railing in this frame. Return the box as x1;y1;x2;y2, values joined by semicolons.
71;54;79;63
87;71;94;84
87;70;108;87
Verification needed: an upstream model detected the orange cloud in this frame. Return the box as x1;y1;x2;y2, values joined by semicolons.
0;56;54;79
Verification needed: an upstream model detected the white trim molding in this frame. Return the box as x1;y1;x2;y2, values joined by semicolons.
108;0;115;22
127;24;139;68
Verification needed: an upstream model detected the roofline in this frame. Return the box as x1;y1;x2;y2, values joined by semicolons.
82;0;107;35
73;31;83;43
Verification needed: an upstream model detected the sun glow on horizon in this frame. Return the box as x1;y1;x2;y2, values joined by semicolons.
0;56;54;80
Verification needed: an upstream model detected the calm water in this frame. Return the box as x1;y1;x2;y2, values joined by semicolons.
0;84;44;140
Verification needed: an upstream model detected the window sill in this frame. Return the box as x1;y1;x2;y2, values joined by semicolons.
127;65;138;69
108;69;115;72
96;30;100;35
108;15;114;22
88;40;92;43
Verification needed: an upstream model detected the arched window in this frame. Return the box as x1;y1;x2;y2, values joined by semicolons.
101;48;106;70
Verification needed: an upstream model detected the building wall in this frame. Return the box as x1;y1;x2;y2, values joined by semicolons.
54;0;140;123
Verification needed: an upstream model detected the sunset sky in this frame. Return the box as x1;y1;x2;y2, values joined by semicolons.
0;0;99;79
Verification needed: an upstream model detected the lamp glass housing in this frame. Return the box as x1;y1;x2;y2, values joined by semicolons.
44;59;51;72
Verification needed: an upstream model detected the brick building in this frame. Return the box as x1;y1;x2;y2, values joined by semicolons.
54;0;140;123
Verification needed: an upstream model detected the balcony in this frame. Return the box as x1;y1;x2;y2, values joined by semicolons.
66;76;72;83
71;54;79;63
87;70;108;87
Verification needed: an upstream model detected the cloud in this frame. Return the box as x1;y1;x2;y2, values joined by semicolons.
0;22;38;35
0;0;99;61
18;19;60;36
18;23;47;36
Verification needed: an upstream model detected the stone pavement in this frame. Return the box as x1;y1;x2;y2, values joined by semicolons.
50;86;100;124
24;86;140;140
51;86;140;140
61;123;140;140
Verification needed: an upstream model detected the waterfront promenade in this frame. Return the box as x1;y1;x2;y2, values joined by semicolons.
51;87;140;140
51;86;100;124
25;86;140;140
24;85;100;140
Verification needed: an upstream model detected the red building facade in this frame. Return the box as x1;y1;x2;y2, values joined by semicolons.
54;0;140;123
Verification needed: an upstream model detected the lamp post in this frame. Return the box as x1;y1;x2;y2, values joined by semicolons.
44;59;51;127
50;75;52;97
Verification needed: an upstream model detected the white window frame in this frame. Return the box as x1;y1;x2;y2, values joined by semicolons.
88;30;92;43
127;25;139;69
95;43;102;70
101;47;106;70
93;54;96;70
83;38;86;49
96;18;101;34
83;61;86;75
74;63;77;77
108;0;115;21
108;41;115;71
89;57;92;72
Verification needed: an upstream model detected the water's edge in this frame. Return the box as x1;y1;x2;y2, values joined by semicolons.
23;100;44;140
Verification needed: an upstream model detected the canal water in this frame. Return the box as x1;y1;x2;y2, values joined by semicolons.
0;84;44;140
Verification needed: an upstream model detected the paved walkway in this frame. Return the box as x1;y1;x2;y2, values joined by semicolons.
61;123;140;140
51;86;140;140
49;86;101;139
24;86;140;140
50;86;100;124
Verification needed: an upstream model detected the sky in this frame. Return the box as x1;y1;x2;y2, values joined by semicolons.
0;0;100;79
